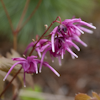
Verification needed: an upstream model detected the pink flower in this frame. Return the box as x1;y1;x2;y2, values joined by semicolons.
39;36;80;72
61;18;96;37
50;17;96;52
3;56;60;87
24;39;50;58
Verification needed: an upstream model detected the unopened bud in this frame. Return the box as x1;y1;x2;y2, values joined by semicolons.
44;24;48;29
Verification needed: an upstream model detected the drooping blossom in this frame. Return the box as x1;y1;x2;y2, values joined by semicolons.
24;39;50;58
39;17;96;70
50;17;96;53
61;18;96;36
39;36;80;72
3;56;60;87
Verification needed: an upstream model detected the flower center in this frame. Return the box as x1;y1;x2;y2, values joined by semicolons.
58;24;67;33
55;37;64;49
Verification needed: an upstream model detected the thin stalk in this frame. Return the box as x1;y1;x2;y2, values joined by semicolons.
29;16;61;56
0;0;42;97
13;34;17;50
0;0;18;50
13;0;30;50
0;67;22;98
0;0;14;33
0;0;42;98
18;0;42;33
16;0;30;32
0;16;61;98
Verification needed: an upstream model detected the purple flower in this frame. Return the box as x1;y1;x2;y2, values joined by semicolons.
50;17;96;52
39;36;80;71
61;18;96;36
3;56;60;87
40;17;96;69
24;39;50;58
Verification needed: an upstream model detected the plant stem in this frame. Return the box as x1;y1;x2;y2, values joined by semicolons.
0;67;22;98
13;34;17;50
0;0;14;33
29;16;61;56
13;0;30;50
18;0;42;33
0;16;61;98
16;0;30;31
0;0;18;50
0;0;42;98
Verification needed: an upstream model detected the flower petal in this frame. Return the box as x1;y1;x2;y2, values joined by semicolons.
24;42;35;55
39;48;50;73
79;26;93;34
43;62;60;77
3;62;22;81
66;48;78;58
51;33;55;52
79;21;96;29
12;57;26;61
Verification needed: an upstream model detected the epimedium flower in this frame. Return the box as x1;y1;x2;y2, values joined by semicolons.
61;18;96;35
39;36;80;72
24;39;50;58
51;36;80;59
50;17;96;53
3;55;60;87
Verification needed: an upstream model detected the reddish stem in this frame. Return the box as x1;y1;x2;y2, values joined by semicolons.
13;0;30;50
29;16;61;56
17;0;42;33
0;16;61;98
16;0;30;33
0;0;42;98
0;0;18;50
13;34;17;50
0;0;14;34
0;67;22;98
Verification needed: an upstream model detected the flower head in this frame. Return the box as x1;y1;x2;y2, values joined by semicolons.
24;39;50;58
39;36;80;71
61;18;96;37
3;55;60;87
50;17;96;53
39;17;96;69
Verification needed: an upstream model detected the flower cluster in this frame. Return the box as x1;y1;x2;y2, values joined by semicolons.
3;56;60;87
50;18;96;60
4;17;96;86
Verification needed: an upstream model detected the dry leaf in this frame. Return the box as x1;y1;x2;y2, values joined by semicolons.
0;70;19;99
75;92;100;100
92;92;100;100
0;49;22;74
75;93;91;100
6;49;21;58
0;49;23;99
0;74;4;94
0;70;18;87
0;56;21;74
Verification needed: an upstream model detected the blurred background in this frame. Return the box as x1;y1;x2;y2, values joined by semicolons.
0;0;100;100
